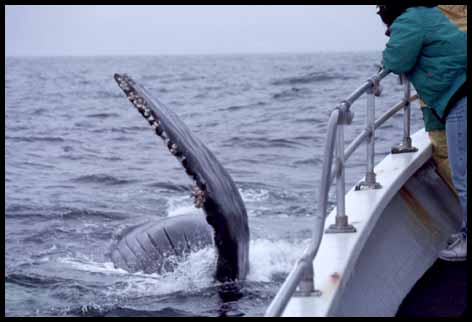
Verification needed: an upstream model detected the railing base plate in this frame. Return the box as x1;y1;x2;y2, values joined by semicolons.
355;181;382;191
391;144;418;154
325;223;357;234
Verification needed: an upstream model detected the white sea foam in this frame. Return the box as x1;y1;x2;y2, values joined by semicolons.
247;238;308;282
166;195;200;217
58;237;308;297
58;256;130;275
58;248;216;297
115;247;216;297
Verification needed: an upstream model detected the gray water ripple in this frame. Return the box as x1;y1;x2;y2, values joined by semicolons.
71;174;138;186
271;71;356;86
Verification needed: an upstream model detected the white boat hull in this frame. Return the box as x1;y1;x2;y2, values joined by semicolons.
281;129;462;317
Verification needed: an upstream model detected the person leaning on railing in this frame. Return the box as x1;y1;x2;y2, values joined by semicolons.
377;4;467;261
418;5;466;223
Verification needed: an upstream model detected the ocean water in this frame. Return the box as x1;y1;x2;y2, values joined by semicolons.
5;53;424;316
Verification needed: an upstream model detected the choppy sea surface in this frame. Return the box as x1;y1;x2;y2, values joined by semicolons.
5;53;424;316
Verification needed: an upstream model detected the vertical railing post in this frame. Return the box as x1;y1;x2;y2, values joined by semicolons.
326;109;356;233
298;261;314;295
294;258;321;297
356;77;382;191
392;74;418;154
326;102;356;233
295;260;320;297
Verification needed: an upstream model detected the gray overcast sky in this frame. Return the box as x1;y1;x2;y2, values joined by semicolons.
6;5;388;56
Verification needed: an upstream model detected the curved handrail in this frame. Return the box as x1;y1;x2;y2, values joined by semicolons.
265;69;420;317
329;93;419;186
264;109;340;317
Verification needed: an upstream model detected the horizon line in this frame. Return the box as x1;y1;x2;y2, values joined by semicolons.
5;49;382;59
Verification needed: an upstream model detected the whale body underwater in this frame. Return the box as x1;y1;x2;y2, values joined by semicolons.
110;74;250;282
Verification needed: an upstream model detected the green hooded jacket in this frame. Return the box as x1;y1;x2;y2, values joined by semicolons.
382;6;467;126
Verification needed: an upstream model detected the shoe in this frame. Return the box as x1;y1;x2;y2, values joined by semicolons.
439;236;467;262
447;232;464;246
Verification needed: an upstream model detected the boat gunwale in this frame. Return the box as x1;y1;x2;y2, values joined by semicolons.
279;128;432;317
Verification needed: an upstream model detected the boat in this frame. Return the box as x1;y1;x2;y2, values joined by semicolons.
265;69;466;317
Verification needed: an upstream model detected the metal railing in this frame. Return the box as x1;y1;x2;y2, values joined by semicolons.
265;69;419;317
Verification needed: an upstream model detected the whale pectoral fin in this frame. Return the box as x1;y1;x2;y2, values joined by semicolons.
113;74;249;281
161;216;214;254
112;215;213;274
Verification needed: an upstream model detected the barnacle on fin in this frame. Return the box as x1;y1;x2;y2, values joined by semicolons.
192;183;206;208
117;74;206;209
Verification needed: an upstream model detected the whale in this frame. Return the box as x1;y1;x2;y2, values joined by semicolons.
110;74;250;282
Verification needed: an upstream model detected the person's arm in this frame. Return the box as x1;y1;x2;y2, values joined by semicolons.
382;12;424;74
